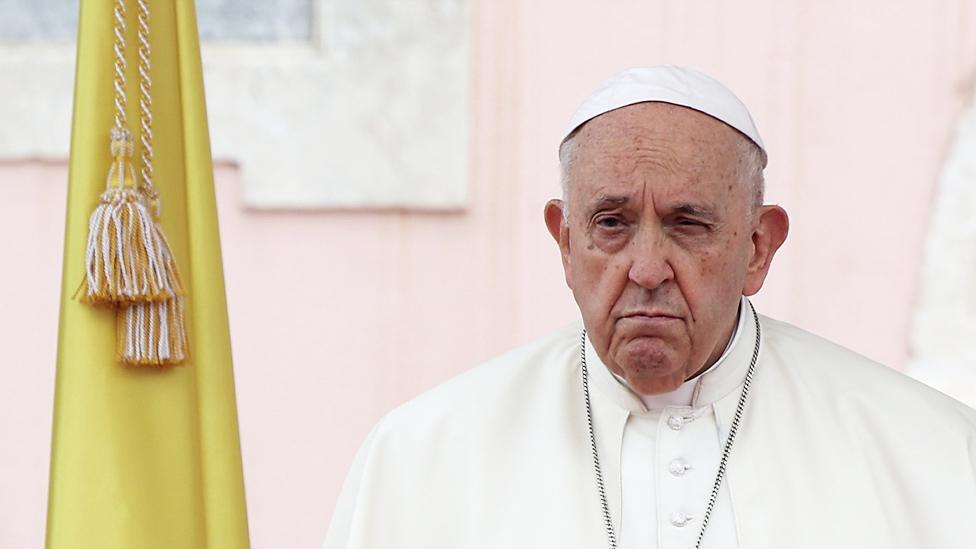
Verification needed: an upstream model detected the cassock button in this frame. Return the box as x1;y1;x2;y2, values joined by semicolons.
670;511;693;527
667;415;684;430
669;458;691;476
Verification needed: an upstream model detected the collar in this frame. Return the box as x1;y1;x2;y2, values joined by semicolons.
587;296;757;413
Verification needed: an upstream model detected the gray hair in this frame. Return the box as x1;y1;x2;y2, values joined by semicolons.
558;131;766;218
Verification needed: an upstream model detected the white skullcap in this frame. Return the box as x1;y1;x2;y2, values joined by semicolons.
562;65;765;157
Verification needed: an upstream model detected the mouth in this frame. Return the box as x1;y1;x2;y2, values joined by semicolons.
618;311;682;327
620;310;682;320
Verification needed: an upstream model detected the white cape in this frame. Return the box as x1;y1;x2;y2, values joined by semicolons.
324;312;976;548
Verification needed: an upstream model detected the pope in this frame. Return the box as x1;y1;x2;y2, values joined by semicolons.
323;66;976;549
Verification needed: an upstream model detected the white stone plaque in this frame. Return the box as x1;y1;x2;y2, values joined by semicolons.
204;0;470;209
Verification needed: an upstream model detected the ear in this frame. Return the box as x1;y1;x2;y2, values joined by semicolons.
743;205;789;295
544;199;574;289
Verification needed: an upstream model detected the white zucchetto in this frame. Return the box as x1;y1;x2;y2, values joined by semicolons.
562;65;765;159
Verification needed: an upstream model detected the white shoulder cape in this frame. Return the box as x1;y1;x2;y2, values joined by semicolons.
324;314;976;548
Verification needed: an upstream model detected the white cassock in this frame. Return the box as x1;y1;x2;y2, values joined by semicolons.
605;298;749;548
323;298;976;548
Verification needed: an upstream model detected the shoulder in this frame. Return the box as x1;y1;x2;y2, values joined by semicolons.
326;324;589;544
372;322;583;443
759;314;976;429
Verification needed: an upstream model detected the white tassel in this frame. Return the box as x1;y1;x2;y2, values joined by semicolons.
83;129;179;305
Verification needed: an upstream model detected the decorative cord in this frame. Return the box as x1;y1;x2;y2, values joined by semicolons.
136;0;159;214
112;0;128;132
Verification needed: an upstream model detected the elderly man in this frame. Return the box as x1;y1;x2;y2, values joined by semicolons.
323;66;976;549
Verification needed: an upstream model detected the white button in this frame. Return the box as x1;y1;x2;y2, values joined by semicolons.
667;415;684;430
669;458;691;476
670;511;693;527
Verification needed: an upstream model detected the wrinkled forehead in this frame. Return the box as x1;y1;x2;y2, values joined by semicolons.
564;103;754;211
571;101;742;147
568;102;746;174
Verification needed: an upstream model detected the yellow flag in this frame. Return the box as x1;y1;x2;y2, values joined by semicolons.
46;0;250;546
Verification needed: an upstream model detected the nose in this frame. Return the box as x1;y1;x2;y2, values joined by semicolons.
627;229;674;290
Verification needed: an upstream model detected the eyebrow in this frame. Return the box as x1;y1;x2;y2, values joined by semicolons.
587;195;718;220
672;202;718;221
587;194;630;212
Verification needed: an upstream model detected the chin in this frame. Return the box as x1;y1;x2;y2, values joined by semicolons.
614;338;688;394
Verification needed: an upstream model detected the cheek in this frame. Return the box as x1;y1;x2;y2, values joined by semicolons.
578;254;625;290
572;247;631;313
676;245;741;305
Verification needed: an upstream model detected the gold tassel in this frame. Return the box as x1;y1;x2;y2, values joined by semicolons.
113;208;188;367
116;223;187;366
83;128;179;306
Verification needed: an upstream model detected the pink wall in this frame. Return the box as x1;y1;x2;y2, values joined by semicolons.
0;162;63;549
3;1;976;548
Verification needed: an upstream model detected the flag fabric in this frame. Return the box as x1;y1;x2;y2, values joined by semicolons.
46;0;250;547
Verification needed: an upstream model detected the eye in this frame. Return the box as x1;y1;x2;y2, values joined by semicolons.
672;218;711;235
595;215;626;229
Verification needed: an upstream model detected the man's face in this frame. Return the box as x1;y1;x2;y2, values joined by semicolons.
546;102;786;395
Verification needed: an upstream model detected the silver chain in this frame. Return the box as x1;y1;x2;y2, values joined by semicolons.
581;302;762;549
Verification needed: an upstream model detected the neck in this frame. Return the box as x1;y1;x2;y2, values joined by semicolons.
602;297;747;410
687;302;742;383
